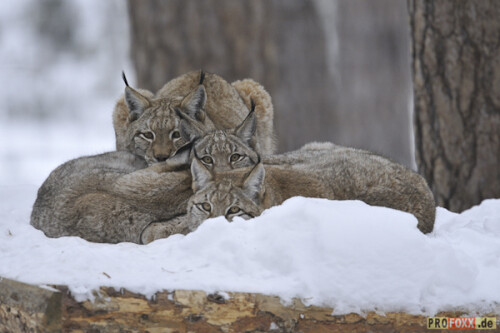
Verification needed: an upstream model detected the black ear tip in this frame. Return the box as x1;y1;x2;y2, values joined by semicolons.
250;98;256;113
122;71;129;87
199;70;205;85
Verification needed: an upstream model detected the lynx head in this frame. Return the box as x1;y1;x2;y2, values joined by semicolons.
122;72;214;165
185;159;266;231
178;99;260;172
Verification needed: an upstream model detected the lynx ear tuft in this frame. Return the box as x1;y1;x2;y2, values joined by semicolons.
181;85;207;121
250;98;256;112
235;108;257;146
243;163;265;202
191;158;213;192
122;71;130;87
125;87;150;122
199;70;205;85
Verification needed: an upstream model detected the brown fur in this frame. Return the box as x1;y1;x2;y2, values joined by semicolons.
112;71;276;162
113;88;155;151
184;144;436;235
231;79;276;156
141;141;436;243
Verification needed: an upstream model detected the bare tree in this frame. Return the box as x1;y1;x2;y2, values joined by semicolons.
409;0;500;211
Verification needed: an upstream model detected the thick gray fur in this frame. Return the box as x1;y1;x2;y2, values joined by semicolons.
142;137;436;243
183;144;436;235
30;151;192;243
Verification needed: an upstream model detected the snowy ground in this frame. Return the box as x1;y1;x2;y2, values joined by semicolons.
1;184;499;316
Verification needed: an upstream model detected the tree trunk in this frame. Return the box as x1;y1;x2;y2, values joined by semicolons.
335;0;413;167
127;0;337;153
409;0;500;212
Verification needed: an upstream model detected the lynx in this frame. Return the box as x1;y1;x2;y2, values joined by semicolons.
113;71;276;165
156;107;339;173
182;146;436;235
31;100;268;244
152;99;262;173
30;151;192;244
141;140;435;244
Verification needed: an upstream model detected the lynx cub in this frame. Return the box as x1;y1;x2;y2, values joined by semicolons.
141;133;435;243
31;99;268;244
113;71;275;165
158;103;337;173
30;151;192;244
153;99;262;173
183;146;436;235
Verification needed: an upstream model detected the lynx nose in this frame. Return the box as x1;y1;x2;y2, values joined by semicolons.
155;154;169;162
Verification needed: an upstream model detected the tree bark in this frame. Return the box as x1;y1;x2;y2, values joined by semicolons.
409;0;500;211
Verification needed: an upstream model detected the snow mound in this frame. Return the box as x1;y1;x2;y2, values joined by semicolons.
1;185;499;316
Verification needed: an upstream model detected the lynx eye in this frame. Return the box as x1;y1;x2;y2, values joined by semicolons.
227;206;240;215
201;156;213;164
200;202;211;212
140;131;154;140
171;131;181;139
230;153;242;162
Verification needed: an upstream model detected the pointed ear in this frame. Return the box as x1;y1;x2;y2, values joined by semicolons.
180;121;203;142
243;163;265;202
162;146;191;171
234;110;257;146
174;108;204;142
180;85;207;122
191;158;213;192
125;86;150;122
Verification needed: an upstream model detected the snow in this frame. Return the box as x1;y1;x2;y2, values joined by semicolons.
1;184;499;316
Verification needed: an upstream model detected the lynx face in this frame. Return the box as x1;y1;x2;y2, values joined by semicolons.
180;104;260;172
124;80;212;165
184;159;266;231
192;130;259;172
125;101;188;165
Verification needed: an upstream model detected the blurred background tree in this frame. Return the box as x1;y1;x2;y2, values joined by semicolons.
127;0;413;167
0;0;130;185
409;0;500;212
